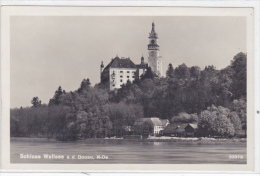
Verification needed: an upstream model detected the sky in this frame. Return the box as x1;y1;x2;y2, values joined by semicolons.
10;16;246;108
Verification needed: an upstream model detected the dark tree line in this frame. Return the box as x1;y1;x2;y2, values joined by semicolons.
10;52;247;139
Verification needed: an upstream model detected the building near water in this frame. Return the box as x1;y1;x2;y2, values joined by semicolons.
161;123;199;137
132;117;170;136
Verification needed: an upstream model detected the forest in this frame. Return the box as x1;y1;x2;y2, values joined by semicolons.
10;52;247;140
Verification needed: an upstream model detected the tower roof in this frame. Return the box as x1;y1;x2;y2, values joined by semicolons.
141;54;144;60
149;22;158;39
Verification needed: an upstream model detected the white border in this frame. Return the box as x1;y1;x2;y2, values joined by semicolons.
1;1;259;175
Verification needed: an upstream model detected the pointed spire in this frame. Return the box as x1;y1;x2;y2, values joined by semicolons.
141;54;144;64
152;21;155;31
149;21;157;38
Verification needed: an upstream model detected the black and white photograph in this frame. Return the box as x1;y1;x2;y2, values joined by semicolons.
0;4;257;172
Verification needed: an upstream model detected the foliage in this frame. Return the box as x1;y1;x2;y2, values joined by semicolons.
190;66;201;79
132;120;154;135
230;53;247;99
231;98;247;135
228;112;242;135
141;67;156;80
198;105;238;137
174;63;190;79
78;78;91;93
10;52;247;139
171;112;198;123
48;86;66;106
31;97;41;107
166;63;174;78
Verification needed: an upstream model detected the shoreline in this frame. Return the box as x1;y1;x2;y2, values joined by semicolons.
10;137;247;144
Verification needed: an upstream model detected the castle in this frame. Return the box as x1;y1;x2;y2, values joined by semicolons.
100;22;163;90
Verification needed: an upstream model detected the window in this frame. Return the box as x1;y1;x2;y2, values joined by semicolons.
127;71;130;73
120;79;123;82
127;76;129;78
120;71;123;73
120;75;123;78
132;76;135;78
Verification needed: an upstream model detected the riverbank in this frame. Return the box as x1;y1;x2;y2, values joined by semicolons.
11;136;246;144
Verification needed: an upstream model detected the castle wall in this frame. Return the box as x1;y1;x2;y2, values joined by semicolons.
109;68;136;90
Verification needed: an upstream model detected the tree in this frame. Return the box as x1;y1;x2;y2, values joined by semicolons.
190;66;201;79
231;98;247;136
171;112;198;123
198;105;235;137
213;113;235;137
11;52;247;140
166;63;174;78
228;112;242;136
31;97;41;107
49;86;65;106
141;67;156;80
47;105;74;140
133;120;154;135
109;101;143;137
231;52;247;99
174;63;190;79
78;78;91;93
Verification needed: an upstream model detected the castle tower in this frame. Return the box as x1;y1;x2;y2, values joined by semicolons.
148;22;163;77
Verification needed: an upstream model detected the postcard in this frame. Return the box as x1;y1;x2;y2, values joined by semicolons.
0;4;257;173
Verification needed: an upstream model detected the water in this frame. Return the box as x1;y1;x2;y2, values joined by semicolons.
11;140;246;164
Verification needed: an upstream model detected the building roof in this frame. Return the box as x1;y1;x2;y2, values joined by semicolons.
104;57;136;70
150;117;165;126
133;117;169;126
136;63;148;69
160;119;169;126
187;123;198;129
162;123;188;133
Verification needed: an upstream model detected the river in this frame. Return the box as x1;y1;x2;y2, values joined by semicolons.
11;140;246;164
